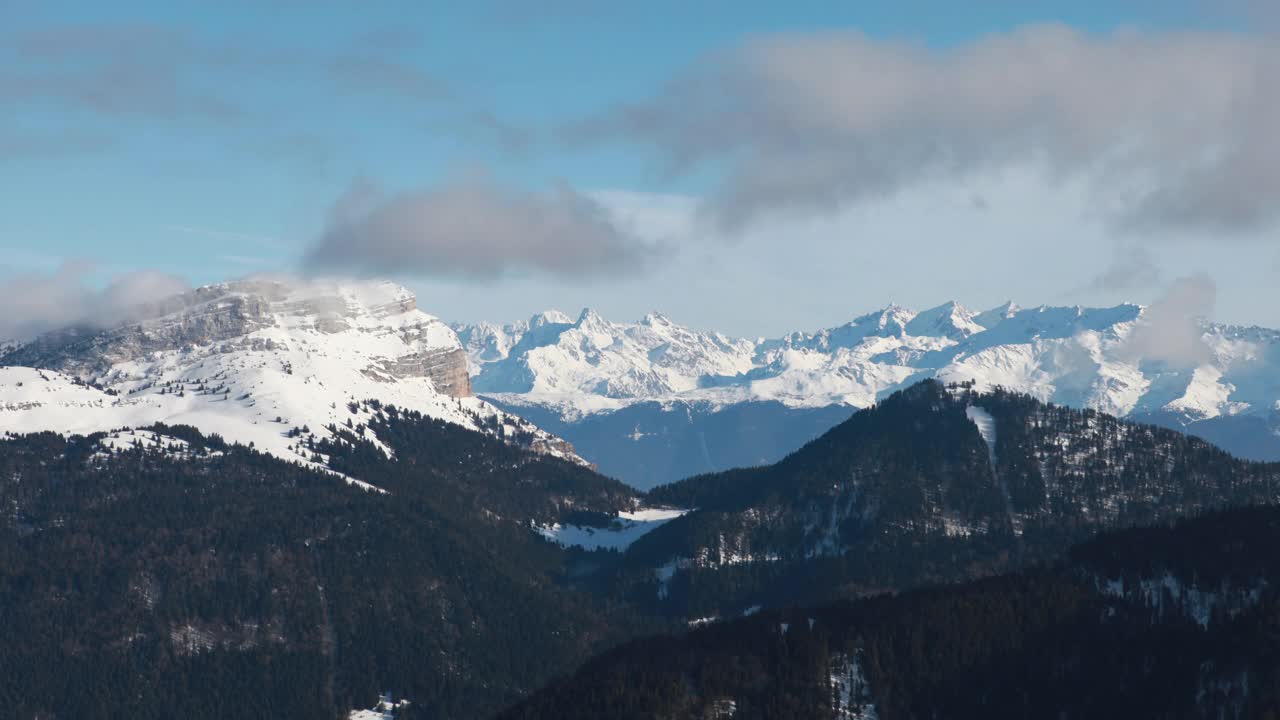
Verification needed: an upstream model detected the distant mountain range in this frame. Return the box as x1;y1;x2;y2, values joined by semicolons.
455;301;1280;487
5;276;1279;717
4;279;1276;493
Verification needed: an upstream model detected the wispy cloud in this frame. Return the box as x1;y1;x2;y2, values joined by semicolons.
1;21;523;163
1087;245;1162;294
0;262;188;342
575;24;1280;236
327;55;449;103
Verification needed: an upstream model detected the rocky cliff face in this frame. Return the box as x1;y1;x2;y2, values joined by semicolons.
1;278;473;399
0;278;586;473
378;347;471;397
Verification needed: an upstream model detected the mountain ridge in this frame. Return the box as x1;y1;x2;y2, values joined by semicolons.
0;277;585;480
501;504;1280;719
455;300;1280;486
598;380;1280;619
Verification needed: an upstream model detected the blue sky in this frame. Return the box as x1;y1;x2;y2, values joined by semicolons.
3;0;1277;336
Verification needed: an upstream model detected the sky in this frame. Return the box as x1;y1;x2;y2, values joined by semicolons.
2;0;1278;337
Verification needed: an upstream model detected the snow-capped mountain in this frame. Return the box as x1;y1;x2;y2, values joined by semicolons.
455;301;1280;487
0;278;581;478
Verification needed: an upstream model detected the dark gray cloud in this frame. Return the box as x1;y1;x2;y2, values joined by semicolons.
577;24;1280;235
303;177;663;280
0;262;189;342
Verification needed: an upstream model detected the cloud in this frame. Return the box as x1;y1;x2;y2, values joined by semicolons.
2;21;534;164
0;23;289;126
302;177;663;280
327;56;448;103
577;24;1280;235
0;263;189;342
1087;245;1161;293
1;24;244;122
460;109;538;155
0;127;113;162
1123;274;1217;368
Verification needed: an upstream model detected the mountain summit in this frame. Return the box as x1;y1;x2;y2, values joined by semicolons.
0;277;580;476
455;301;1280;486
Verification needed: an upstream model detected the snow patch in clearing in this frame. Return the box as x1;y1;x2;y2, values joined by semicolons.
537;507;688;551
965;405;997;465
831;651;878;719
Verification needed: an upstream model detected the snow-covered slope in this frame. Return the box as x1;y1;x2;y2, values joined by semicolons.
456;301;1280;426
457;308;757;417
535;507;688;551
0;278;582;473
455;301;1280;480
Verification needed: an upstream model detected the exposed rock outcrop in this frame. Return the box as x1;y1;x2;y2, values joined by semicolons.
1;278;474;399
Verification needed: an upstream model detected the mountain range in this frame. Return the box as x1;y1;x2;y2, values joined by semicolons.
6;370;1277;718
455;301;1280;487
5;276;1280;717
556;379;1280;620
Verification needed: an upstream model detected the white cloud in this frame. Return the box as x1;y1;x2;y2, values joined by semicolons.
0;262;189;342
579;24;1280;235
1123;274;1217;368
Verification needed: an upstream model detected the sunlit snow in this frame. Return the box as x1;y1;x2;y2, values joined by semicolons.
536;507;687;551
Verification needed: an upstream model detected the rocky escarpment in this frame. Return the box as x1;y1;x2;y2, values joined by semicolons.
1;279;473;399
2;286;276;378
0;277;593;473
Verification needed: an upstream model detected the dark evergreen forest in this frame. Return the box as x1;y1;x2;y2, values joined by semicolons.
0;418;660;719
502;505;1280;719
3;382;1279;718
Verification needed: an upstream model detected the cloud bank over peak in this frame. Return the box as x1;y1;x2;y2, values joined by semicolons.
302;177;664;281
0;263;189;342
578;24;1280;235
1123;274;1218;368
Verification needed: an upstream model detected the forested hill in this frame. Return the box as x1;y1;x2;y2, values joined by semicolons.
0;413;657;720
616;380;1280;617
5;381;1279;718
500;504;1280;719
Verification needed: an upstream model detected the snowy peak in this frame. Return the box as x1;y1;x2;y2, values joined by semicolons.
905;301;983;339
575;307;605;326
454;300;1280;440
529;309;573;328
641;311;672;327
4;277;471;397
973;301;1020;330
0;277;586;474
851;303;917;338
